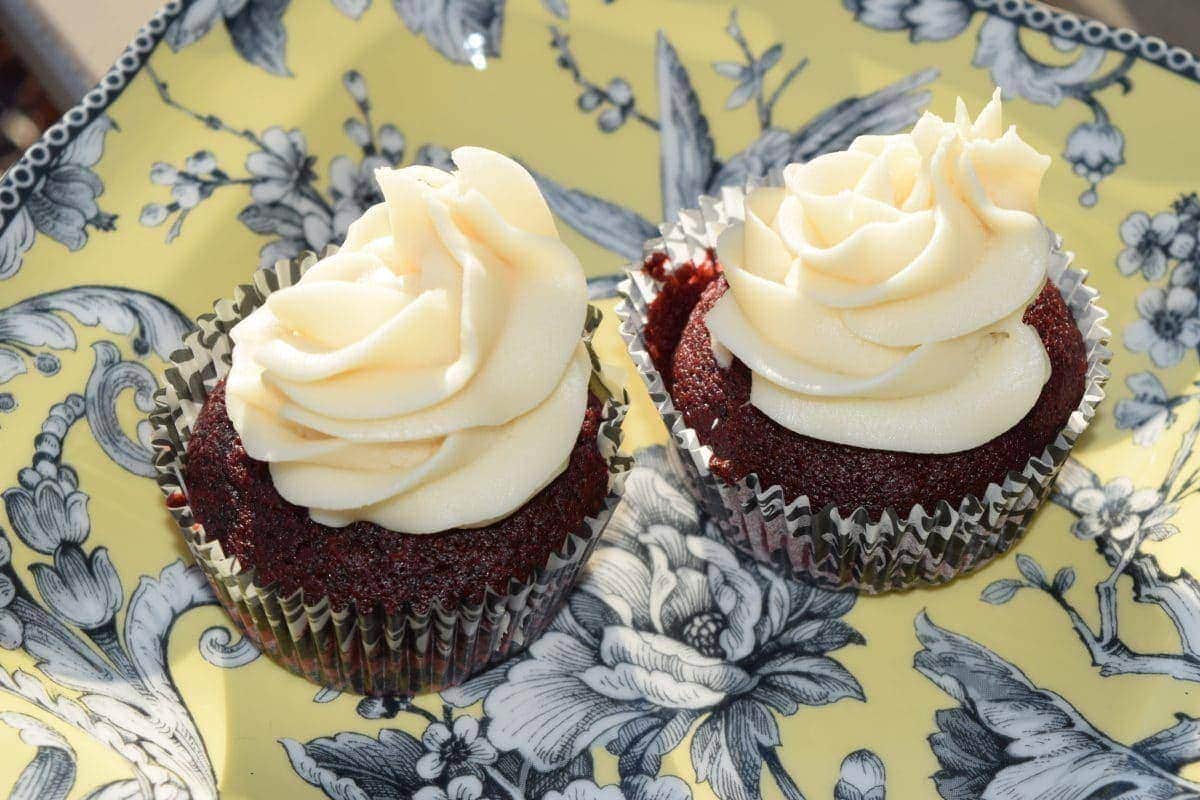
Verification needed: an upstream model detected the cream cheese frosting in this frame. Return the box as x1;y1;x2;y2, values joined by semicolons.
224;147;590;533
706;91;1055;454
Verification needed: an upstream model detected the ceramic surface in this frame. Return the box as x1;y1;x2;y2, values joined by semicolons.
1;1;1199;797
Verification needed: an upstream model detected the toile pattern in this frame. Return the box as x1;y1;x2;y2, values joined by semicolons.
1;0;1199;798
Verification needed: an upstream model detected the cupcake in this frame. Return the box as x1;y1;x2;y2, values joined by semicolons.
618;92;1110;592
152;147;628;694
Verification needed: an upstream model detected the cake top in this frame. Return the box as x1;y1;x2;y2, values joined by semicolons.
223;147;591;533
709;91;1056;453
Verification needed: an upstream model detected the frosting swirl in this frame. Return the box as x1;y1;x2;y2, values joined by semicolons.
707;91;1055;454
225;147;590;532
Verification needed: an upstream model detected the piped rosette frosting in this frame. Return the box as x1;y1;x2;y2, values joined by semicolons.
706;91;1055;454
224;147;591;533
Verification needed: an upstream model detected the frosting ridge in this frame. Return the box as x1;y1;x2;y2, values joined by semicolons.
224;147;590;532
707;91;1055;453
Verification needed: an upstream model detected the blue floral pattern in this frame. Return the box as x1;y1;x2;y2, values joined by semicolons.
164;0;513;74
139;64;448;270
978;446;1200;685
165;0;292;75
138;66;412;266
916;613;1200;799
1109;197;1200;375
535;15;938;264
281;711;697;800
1119;211;1197;280
1126;286;1200;368
845;0;1143;206
3;0;1200;797
0;286;191;427
473;451;864;800
979;188;1200;694
0;356;229;799
0;116;116;279
283;450;877;800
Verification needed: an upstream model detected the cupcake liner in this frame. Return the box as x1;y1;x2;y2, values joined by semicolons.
151;250;630;695
616;189;1111;593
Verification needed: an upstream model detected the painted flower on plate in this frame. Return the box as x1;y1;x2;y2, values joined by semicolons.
3;463;89;556
1124;286;1200;368
833;750;887;800
247;127;314;204
1068;476;1177;545
477;451;864;800
0;116;117;278
1064;122;1124;207
416;717;498;780
28;545;122;630
1118;211;1196;281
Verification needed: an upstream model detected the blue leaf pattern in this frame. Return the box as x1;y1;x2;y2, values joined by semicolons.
1;712;76;800
83;342;160;477
530;170;658;262
916;613;1200;798
225;0;292;75
166;0;292;76
1132;715;1200;773
392;0;505;65
655;32;716;222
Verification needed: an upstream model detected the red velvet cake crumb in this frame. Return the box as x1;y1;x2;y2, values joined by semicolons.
640;249;719;390
183;381;609;613
644;259;1088;514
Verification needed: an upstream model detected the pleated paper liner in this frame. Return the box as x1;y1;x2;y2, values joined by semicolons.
150;250;630;695
616;187;1111;593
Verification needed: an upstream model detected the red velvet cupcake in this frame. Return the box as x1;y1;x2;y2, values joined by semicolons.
183;380;612;615
151;149;628;694
618;94;1109;592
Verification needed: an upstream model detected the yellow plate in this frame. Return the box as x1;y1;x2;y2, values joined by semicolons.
2;1;1199;797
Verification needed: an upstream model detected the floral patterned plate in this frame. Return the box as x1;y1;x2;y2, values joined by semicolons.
2;1;1200;798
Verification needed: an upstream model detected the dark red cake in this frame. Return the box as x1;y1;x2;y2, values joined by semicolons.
184;380;609;613
645;261;1087;515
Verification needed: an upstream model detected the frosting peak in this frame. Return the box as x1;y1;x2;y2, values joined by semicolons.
225;147;590;532
708;92;1055;454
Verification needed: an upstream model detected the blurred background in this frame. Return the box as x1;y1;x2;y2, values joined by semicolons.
0;0;1194;170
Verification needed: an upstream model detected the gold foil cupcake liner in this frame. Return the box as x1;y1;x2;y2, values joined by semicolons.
616;189;1111;593
150;250;630;695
